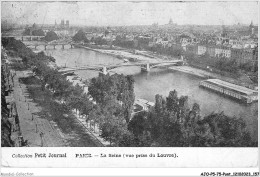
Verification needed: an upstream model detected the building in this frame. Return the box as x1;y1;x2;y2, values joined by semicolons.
53;19;69;29
222;47;231;58
54;20;57;29
66;20;69;29
215;46;223;57
242;48;255;64
179;33;197;44
197;45;207;55
206;45;216;57
214;46;231;58
231;47;256;65
248;21;257;36
186;44;198;55
61;20;65;29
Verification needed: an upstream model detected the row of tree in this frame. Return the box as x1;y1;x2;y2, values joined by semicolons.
112;35;184;58
22;27;59;42
88;73;135;145
72;30;108;46
3;37;136;146
1;63;14;147
23;28;45;36
72;30;183;58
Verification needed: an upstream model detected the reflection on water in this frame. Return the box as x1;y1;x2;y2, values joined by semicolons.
42;47;258;140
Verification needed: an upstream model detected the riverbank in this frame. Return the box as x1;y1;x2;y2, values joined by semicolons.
170;66;210;78
76;43;257;90
75;44;164;62
76;44;257;90
170;65;258;91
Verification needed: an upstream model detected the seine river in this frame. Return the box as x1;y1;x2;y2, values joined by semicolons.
32;46;257;140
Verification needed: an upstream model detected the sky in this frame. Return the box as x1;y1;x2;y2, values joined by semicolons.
1;1;259;26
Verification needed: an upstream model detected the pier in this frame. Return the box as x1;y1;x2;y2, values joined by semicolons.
199;79;258;103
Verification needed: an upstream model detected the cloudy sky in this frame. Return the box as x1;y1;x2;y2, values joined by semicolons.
1;1;258;26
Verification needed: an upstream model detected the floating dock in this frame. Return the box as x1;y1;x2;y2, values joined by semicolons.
199;79;258;103
134;99;155;111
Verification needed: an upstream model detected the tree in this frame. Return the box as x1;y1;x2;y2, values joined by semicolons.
32;29;45;36
166;90;179;113
22;28;31;35
88;73;135;123
154;94;166;114
100;113;128;146
198;113;255;147
118;130;135;147
128;112;147;137
93;36;107;45
45;31;58;42
1;66;13;147
72;30;88;42
178;96;189;122
169;45;184;57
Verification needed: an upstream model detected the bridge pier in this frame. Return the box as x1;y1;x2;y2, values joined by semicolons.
53;45;56;49
146;63;150;72
102;66;108;75
70;45;73;48
141;63;150;72
44;45;47;50
62;45;64;49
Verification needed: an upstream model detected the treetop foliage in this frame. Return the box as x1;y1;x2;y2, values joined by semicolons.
45;31;59;42
129;90;256;147
72;30;89;43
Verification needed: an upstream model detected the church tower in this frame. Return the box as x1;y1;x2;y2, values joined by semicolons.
169;18;173;25
249;21;254;35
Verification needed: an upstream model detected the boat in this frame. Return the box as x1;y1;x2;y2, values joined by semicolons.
61;72;75;76
199;79;258;104
134;99;155;111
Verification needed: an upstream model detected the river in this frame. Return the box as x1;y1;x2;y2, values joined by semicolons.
30;46;257;140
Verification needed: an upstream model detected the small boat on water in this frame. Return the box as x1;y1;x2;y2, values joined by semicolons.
62;72;75;76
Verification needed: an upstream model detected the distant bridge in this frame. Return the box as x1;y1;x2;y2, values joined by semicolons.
2;35;45;41
26;42;74;50
2;35;74;49
59;60;184;74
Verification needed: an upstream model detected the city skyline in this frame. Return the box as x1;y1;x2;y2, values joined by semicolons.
1;1;259;27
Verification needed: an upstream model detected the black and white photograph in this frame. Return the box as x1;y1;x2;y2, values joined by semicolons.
1;0;259;175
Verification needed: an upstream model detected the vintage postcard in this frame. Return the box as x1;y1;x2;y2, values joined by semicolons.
1;0;259;176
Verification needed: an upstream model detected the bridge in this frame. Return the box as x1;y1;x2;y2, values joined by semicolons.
26;42;74;50
59;60;184;74
3;35;75;49
2;35;45;41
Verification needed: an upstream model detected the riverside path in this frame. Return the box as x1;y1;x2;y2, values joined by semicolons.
12;70;65;147
11;65;104;147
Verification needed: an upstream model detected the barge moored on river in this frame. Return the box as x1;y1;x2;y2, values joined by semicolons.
199;79;258;103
